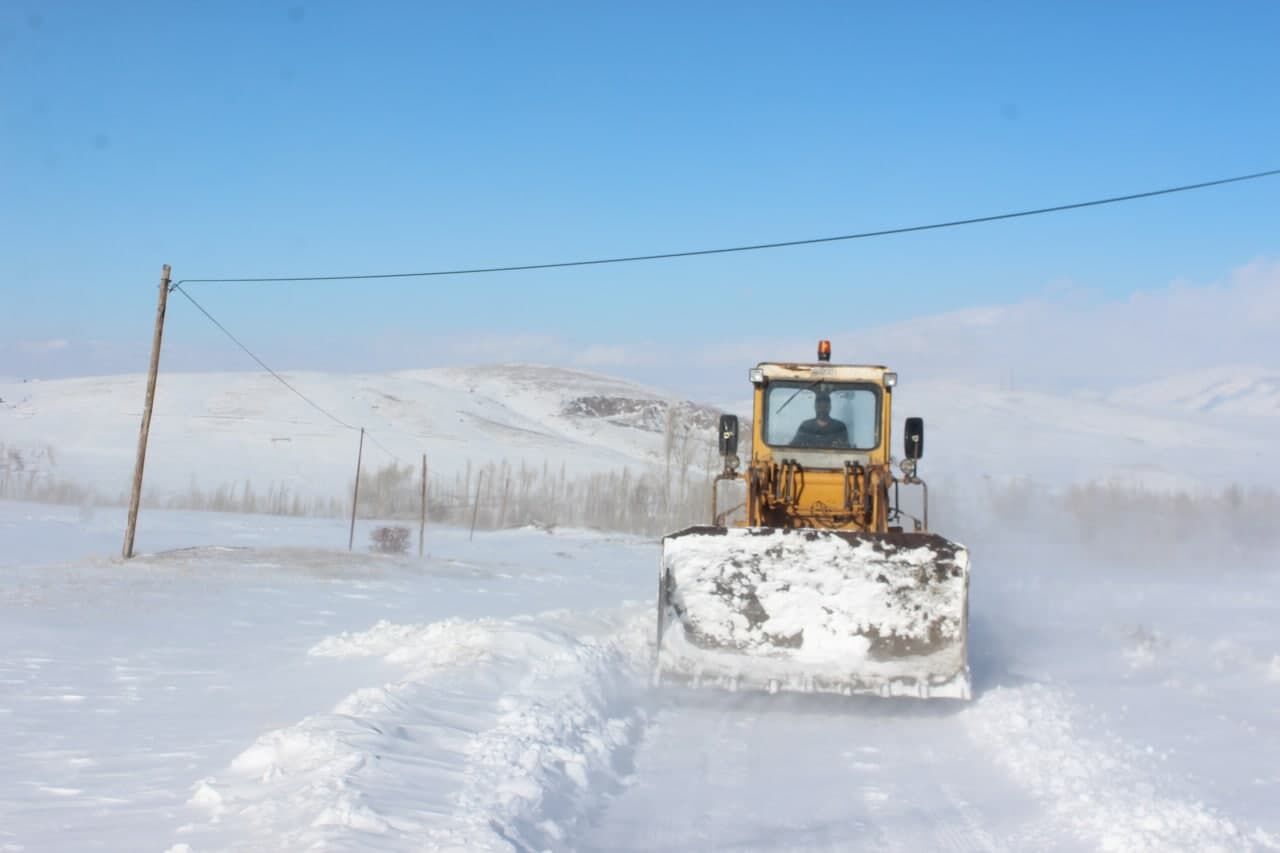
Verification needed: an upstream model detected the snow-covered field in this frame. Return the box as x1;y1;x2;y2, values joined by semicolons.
3;363;1279;850
3;498;1278;852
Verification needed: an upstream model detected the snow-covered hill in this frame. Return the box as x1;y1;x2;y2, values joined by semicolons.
894;379;1277;492
1111;366;1280;419
2;363;1276;501
0;365;721;500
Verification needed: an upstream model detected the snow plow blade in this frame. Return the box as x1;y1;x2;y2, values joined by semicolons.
656;526;970;700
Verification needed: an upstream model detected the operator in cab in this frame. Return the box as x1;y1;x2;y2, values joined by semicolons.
791;390;849;448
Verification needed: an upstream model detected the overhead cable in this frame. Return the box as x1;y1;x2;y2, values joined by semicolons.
172;284;402;462
174;168;1280;285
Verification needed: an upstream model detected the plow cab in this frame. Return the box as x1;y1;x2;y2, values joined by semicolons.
655;343;971;699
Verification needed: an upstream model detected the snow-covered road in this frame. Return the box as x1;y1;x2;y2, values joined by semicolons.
586;689;1029;852
3;502;1278;851
587;673;1266;852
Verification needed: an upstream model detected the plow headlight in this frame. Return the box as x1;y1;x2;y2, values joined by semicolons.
884;372;898;388
749;368;764;384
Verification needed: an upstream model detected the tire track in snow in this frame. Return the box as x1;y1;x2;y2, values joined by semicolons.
965;683;1275;852
584;690;1028;852
170;606;655;852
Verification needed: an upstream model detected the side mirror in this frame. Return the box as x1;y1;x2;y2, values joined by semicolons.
904;417;924;460
718;414;739;457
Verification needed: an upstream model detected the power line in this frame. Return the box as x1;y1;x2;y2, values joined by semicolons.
363;431;399;461
172;284;402;462
176;168;1280;285
173;285;357;431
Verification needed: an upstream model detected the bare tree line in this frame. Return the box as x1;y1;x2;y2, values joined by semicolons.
935;477;1280;566
0;429;733;535
354;456;736;536
5;439;1280;555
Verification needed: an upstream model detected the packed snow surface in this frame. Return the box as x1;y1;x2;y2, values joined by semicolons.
3;502;1279;851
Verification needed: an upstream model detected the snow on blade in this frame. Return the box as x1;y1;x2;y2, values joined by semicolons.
178;609;653;852
659;527;969;696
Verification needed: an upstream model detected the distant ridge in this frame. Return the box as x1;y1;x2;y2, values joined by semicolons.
1112;367;1280;418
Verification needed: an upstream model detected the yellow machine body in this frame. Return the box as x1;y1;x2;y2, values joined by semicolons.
744;363;897;532
657;354;971;700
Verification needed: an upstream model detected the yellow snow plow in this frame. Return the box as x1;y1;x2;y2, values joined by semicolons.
655;342;970;700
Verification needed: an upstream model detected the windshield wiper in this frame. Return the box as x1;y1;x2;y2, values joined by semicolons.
777;379;824;413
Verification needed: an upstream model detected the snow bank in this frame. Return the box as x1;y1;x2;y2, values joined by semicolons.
177;608;652;852
311;617;503;668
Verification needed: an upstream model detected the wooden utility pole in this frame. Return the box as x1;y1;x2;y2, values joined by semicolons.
123;264;172;559
348;427;365;551
498;475;510;530
418;453;427;557
469;469;484;542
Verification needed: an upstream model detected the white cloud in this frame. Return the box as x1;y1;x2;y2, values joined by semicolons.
436;333;566;363
355;331;570;370
572;344;634;367
15;338;70;354
366;332;664;373
7;261;1276;400
687;259;1280;392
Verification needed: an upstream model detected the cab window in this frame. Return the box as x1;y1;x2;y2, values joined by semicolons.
763;383;880;450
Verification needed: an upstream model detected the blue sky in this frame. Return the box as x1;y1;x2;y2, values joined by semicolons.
3;2;1278;395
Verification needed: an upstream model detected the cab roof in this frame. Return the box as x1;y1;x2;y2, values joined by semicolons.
756;363;890;383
